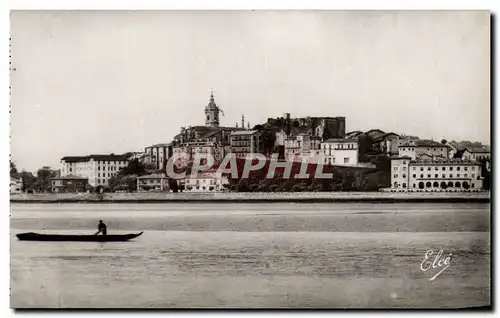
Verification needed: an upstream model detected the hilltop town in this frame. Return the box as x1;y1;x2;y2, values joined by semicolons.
10;92;491;194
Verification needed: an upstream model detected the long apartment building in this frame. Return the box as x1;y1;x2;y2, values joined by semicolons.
60;154;131;187
391;156;483;192
390;139;484;192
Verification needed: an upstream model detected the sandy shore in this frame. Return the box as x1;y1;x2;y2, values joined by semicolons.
10;191;490;203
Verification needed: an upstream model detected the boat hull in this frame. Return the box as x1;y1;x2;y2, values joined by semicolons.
16;232;143;242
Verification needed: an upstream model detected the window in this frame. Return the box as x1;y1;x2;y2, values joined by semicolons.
344;158;350;164
457;167;460;171
472;167;475;171
413;184;416;188
464;174;468;178
427;167;431;171
394;174;398;178
403;174;406;178
449;174;453;178
403;161;406;164
412;167;416;171
98;173;100;177
472;174;475;178
435;174;438;178
427;174;431;178
413;174;416;178
464;167;468;171
442;167;446;171
420;174;423;178
403;183;407;188
457;174;460;178
442;174;445;178
450;167;453;171
434;167;438;171
420;167;424;171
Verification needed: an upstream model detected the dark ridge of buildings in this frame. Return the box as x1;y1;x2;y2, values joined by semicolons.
61;154;131;162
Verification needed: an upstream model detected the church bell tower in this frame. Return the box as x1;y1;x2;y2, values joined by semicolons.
205;90;220;127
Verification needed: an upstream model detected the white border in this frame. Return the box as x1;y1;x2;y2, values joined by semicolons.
2;1;497;317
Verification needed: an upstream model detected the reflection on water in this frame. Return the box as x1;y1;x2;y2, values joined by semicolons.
10;203;490;308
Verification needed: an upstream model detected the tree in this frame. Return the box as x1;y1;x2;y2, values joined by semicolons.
19;170;36;192
357;134;375;162
109;174;138;192
292;183;307;192
35;166;57;192
256;180;269;192
86;184;95;193
280;180;295;192
236;179;249;192
122;159;147;176
10;162;20;179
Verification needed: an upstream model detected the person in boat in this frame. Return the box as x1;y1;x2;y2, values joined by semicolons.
95;220;107;235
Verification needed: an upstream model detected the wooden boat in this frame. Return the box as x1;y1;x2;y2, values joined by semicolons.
16;231;143;242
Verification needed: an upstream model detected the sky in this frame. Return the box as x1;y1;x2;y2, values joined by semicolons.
10;10;490;173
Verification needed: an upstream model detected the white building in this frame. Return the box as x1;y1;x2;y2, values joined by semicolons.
398;139;449;160
284;133;321;162
60;154;130;187
462;148;491;162
136;173;169;192
182;171;229;192
144;143;172;170
172;141;227;168
390;156;483;192
10;177;22;194
320;138;359;166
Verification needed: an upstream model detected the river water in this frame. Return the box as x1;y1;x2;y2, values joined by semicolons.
10;202;490;308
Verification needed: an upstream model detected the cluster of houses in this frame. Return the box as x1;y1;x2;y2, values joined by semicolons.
20;92;489;194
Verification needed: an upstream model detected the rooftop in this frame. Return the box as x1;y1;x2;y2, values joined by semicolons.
147;143;171;148
374;132;400;141
322;138;358;143
231;130;259;135
390;156;413;160
399;139;447;148
52;175;88;180
61;154;130;162
466;147;490;153
410;158;481;165
137;173;167;179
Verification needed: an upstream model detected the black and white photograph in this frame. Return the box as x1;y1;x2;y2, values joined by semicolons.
8;9;491;309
